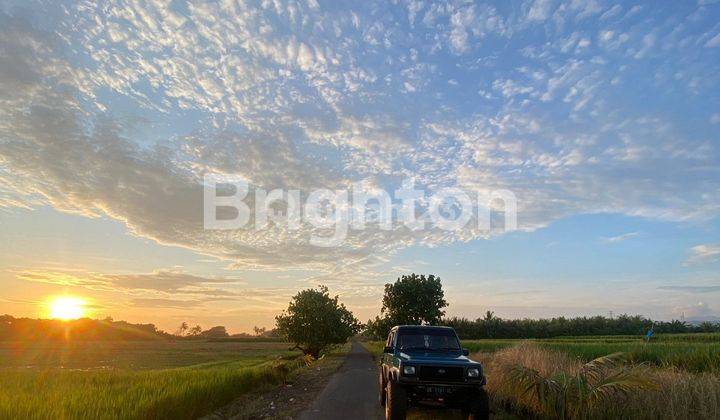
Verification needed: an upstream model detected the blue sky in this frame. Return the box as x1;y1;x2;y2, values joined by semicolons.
0;0;719;332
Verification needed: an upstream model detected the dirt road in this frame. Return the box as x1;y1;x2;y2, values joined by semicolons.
299;341;383;420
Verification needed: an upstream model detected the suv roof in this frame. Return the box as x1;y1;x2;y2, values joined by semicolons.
391;325;455;332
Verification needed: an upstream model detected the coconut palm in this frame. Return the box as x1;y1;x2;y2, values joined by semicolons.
508;352;658;419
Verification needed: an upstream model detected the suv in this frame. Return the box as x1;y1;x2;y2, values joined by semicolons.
379;325;489;420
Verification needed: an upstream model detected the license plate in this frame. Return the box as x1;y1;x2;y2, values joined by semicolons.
426;386;445;395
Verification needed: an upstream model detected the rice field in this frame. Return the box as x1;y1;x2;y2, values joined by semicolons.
462;333;720;372
0;340;303;419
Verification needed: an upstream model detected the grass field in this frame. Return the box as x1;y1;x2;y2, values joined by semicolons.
462;334;720;372
0;340;297;369
0;340;304;419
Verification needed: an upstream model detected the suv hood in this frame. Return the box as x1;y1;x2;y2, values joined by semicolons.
398;351;480;366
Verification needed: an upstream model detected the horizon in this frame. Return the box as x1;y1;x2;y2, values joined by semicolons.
2;0;720;333
2;299;716;337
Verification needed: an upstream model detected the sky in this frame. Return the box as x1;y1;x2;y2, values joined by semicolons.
0;0;719;333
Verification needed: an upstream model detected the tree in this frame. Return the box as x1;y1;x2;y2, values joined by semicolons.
189;324;202;336
253;326;266;336
174;322;189;336
275;285;361;358
481;310;499;338
365;315;395;340
201;326;229;338
381;273;448;325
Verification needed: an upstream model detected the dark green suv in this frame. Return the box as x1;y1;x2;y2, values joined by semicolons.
379;325;489;420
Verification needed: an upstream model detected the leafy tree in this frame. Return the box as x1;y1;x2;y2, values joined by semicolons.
189;324;202;336
253;326;266;336
381;273;448;325
276;285;361;358
365;274;448;339
201;326;229;338
365;315;395;340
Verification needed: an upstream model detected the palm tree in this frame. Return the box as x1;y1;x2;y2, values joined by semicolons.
508;352;657;419
174;322;188;336
482;310;497;338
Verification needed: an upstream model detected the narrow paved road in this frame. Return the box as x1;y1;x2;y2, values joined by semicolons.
300;341;383;420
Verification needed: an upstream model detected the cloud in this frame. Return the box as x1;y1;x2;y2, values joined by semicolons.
0;2;719;281
671;301;717;320
601;232;640;243
685;244;720;265
658;285;720;293
705;33;720;48
16;269;243;297
130;298;205;309
15;267;306;313
526;0;556;21
104;271;243;293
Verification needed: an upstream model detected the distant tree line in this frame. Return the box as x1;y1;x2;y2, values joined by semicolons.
364;273;720;340
173;322;229;338
172;322;282;340
0;315;172;341
442;311;720;340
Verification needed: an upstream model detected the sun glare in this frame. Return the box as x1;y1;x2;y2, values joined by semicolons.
48;296;87;320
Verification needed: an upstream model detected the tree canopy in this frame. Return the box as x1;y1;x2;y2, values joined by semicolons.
275;285;360;357
381;273;447;324
365;273;448;338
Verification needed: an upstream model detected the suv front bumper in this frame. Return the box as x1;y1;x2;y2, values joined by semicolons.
398;381;484;408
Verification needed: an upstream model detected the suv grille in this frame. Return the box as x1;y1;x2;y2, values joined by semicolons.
417;366;464;382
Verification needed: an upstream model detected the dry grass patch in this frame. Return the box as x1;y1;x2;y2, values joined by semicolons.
474;343;720;420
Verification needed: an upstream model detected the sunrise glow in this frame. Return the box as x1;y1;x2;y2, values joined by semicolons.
48;296;87;320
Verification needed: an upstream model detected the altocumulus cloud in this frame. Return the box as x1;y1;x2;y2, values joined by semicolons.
0;0;719;278
16;268;298;309
685;244;720;266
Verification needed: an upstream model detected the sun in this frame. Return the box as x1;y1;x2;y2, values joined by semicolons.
48;296;87;320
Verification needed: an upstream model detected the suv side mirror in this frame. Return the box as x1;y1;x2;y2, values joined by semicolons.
383;346;394;354
462;348;469;356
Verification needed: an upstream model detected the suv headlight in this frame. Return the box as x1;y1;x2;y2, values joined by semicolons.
402;365;416;375
467;368;481;378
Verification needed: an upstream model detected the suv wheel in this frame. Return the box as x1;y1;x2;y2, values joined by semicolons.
379;372;386;406
463;387;490;420
384;381;407;420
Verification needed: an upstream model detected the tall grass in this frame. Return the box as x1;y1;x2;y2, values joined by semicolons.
464;339;720;372
0;358;302;419
547;333;720;343
476;344;720;419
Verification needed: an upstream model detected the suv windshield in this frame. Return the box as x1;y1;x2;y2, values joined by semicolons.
396;329;461;352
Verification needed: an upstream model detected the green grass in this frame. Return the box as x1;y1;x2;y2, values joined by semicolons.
543;332;720;343
462;334;720;372
0;340;303;419
360;341;385;357
0;340;297;369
